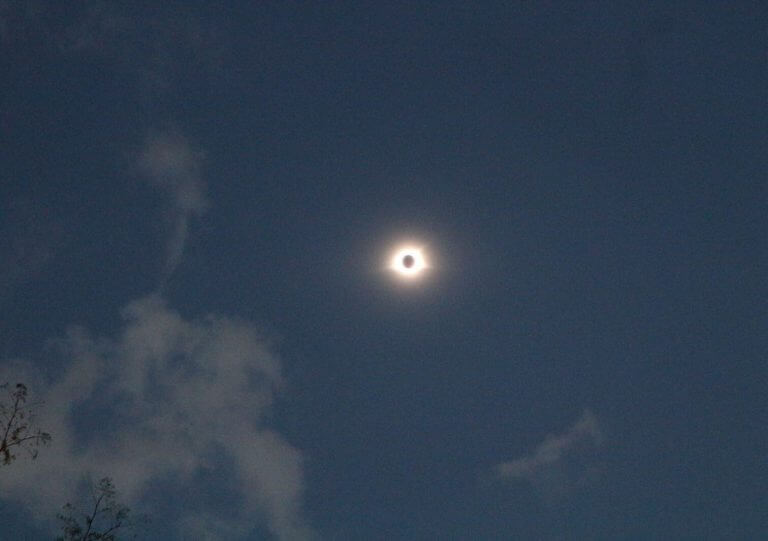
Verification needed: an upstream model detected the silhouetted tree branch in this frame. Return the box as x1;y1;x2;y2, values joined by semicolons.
0;382;51;467
57;477;145;541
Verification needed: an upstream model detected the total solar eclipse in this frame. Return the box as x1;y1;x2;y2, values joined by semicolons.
389;245;428;279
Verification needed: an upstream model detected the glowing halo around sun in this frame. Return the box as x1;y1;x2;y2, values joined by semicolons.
389;245;428;279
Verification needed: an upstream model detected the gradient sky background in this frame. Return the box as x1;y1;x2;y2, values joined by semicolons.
1;2;766;540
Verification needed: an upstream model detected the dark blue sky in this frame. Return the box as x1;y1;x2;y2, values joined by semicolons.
1;2;766;539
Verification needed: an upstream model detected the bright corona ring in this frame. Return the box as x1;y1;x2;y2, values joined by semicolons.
389;245;428;279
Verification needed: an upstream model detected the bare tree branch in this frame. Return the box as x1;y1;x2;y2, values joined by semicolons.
56;477;147;540
0;382;51;467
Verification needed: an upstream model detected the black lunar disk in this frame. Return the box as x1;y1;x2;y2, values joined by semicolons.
402;254;415;268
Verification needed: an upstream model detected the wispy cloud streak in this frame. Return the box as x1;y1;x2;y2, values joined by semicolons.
496;409;603;500
138;132;208;283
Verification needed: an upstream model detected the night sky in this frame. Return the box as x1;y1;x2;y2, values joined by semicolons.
1;3;766;540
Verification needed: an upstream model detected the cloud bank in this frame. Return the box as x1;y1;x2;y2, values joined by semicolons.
0;296;313;540
497;409;603;500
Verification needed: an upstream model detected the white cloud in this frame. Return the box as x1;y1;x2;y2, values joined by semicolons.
0;295;313;540
138;132;208;282
139;132;207;213
497;409;603;500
